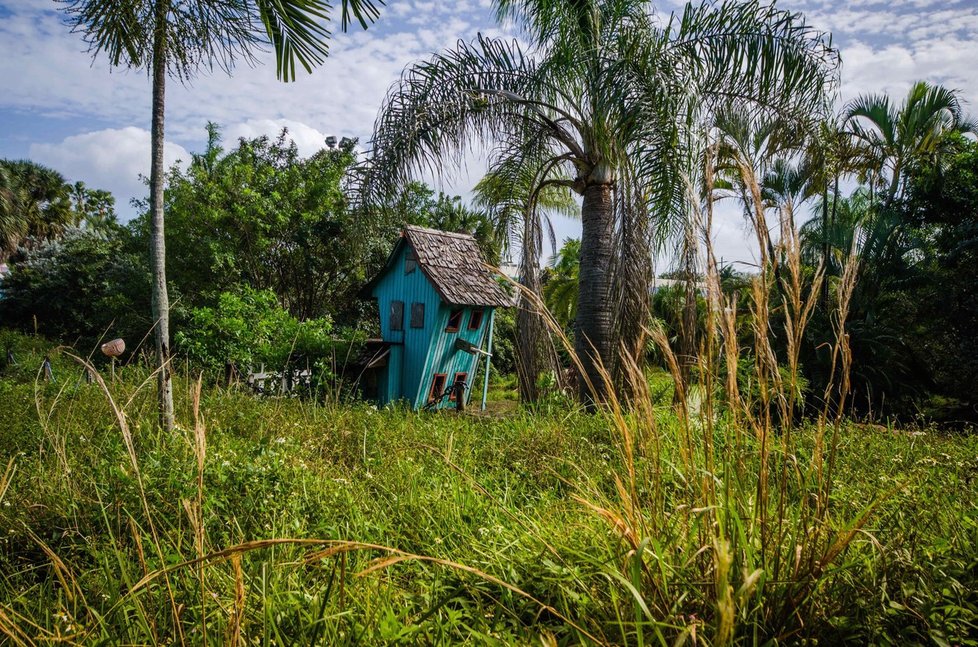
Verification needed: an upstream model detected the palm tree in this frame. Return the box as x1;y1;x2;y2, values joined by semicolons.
0;164;21;260
845;81;977;208
365;0;836;406
544;238;580;331
61;0;382;431
797;117;869;303
79;189;120;236
0;160;74;255
473;162;576;402
712;107;807;273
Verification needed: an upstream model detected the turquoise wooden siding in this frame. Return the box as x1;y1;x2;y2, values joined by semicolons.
369;240;494;409
371;242;441;406
416;305;488;409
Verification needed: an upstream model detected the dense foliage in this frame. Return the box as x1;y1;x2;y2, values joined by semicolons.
175;285;335;374
139;126;387;324
0;159;118;261
0;228;152;353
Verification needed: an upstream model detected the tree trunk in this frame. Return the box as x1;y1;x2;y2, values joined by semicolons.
150;4;174;432
515;214;554;403
575;180;614;408
516;263;542;402
820;184;830;305
675;217;699;405
611;193;652;406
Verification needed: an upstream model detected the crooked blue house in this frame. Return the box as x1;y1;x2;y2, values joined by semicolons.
359;226;513;410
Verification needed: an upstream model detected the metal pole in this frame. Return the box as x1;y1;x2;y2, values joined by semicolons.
481;310;495;411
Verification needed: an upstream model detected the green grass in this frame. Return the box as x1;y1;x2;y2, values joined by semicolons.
0;330;976;645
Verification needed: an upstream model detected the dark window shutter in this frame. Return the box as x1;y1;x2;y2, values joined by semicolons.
411;302;425;328
390;300;404;331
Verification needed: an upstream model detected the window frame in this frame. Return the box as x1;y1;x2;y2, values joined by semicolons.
445;308;464;332
405;248;418;274
467;308;485;331
410;302;425;328
429;373;448;402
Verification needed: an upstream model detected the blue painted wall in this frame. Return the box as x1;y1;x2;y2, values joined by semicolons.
369;240;493;409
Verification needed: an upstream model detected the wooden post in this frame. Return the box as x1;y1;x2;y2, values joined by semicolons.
454;376;466;413
224;361;238;387
481;310;495;411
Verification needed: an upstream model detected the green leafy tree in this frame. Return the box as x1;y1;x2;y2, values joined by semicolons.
61;0;382;431
0;228;153;350
365;0;836;406
145;126;386;325
898;134;978;420
175;285;333;374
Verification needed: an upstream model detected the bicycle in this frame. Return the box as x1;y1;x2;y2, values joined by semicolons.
422;378;468;412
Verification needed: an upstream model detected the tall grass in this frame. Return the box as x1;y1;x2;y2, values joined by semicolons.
1;328;977;644
1;159;977;645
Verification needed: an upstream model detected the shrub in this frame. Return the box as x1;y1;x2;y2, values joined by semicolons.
175;285;333;375
0;228;153;354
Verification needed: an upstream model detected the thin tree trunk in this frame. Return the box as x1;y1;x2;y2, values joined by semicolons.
150;5;174;432
516;262;543;402
676;218;698;405
820;184;830;305
611;185;652;406
515;206;556;403
575;180;614;408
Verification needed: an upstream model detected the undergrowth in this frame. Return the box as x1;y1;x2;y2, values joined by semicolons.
0;331;976;645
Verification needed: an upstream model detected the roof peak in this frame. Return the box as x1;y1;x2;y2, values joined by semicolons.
361;225;513;308
403;224;477;242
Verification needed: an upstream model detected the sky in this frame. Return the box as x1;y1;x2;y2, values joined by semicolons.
1;0;977;268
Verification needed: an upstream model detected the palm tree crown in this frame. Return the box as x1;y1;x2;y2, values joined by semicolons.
845;80;977;206
365;0;836;405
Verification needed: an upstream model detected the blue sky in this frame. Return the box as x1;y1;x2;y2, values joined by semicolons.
2;0;977;267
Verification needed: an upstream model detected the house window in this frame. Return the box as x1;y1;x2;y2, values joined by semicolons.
429;373;447;402
449;372;468;401
405;249;417;274
468;308;484;330
390;300;404;331
410;302;425;328
446;308;463;332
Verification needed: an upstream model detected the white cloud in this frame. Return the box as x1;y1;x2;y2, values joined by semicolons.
4;0;978;266
29;127;190;215
0;0;489;154
222;119;335;157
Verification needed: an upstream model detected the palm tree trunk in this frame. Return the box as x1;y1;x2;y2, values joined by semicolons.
515;206;557;403
516;258;542;402
150;4;174;432
820;184;829;304
575;180;614;407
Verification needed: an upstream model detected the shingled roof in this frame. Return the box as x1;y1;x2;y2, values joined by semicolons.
364;225;514;307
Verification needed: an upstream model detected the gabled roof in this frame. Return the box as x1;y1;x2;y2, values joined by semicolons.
363;225;514;308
